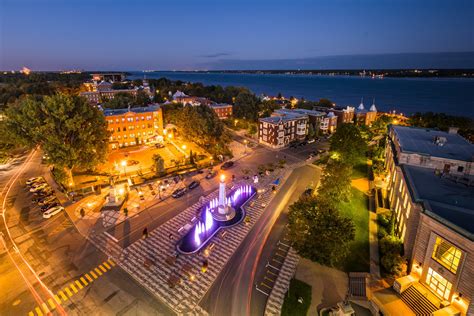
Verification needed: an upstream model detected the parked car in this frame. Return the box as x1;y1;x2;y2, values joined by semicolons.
188;180;200;190
34;189;53;197
43;206;64;219
155;143;165;148
38;196;57;206
26;177;44;186
220;161;234;170
172;187;187;198
308;139;315;144
127;160;139;166
40;201;60;212
29;180;47;188
30;183;49;193
205;170;217;179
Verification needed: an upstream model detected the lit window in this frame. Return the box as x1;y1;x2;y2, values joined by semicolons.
426;268;452;300
432;237;462;274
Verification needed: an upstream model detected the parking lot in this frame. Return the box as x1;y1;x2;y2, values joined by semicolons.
255;229;292;296
280;139;330;161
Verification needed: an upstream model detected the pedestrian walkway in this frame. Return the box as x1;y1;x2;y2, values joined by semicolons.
28;259;116;316
88;167;289;314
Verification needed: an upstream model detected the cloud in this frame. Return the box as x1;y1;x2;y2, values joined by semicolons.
198;52;232;58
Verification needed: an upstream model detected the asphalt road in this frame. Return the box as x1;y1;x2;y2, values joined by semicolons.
200;163;322;316
0;150;174;316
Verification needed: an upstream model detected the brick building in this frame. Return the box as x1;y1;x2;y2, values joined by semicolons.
209;103;233;119
103;104;164;149
258;111;308;148
276;109;338;134
381;125;474;315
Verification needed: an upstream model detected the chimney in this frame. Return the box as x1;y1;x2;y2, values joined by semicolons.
448;127;459;134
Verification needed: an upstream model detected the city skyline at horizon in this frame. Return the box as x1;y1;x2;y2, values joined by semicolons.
1;0;473;70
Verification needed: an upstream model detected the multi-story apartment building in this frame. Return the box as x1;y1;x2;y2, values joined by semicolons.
209;103;233;119
276;109;338;134
314;105;355;125
103;104;164;149
258;111;308;148
380;125;474;315
81;89;138;104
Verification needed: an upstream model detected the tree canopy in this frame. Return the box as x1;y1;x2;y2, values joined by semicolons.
330;123;367;166
233;91;260;121
287;196;355;266
5;93;109;183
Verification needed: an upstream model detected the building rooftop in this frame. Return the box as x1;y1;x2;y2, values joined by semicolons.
210;103;232;108
402;164;474;240
277;108;327;117
260;113;307;124
392;125;474;162
103;104;160;116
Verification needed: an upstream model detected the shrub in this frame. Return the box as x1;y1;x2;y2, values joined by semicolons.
377;213;391;228
377;226;388;239
381;253;403;276
380;235;403;255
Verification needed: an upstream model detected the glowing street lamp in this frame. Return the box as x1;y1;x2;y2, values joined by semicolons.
121;160;127;176
234;119;238;127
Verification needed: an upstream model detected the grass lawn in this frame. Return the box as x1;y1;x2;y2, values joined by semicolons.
281;279;312;316
351;158;368;179
338;187;370;272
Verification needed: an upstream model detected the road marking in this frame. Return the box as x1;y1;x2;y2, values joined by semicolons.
275;251;286;258
264;276;274;283
75;280;84;289
47;298;56;310
34;306;43;316
40;302;50;313
59;290;68;301
272;257;283;264
28;311;34;316
53;294;62;304
108;258;116;266
267;269;278;277
70;283;78;293
90;270;98;279
80;276;89;286
260;282;272;289
103;261;111;270
99;264;107;272
255;286;270;296
94;267;103;276
64;287;73;297
85;273;93;282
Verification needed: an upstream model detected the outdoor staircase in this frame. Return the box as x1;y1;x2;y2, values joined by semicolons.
401;285;439;316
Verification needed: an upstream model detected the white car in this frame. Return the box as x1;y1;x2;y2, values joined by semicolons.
30;183;48;192
42;206;64;219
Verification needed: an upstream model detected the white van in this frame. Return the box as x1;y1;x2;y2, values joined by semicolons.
43;206;64;219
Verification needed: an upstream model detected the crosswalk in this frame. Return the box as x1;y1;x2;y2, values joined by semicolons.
28;259;116;316
89;168;289;314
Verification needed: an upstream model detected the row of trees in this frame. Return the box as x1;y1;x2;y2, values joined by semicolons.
0;72;90;110
162;103;230;157
288;124;366;267
3;93;109;185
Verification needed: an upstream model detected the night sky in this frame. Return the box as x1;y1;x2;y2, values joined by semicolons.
1;0;473;70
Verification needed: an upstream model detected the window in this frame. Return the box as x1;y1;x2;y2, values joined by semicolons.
457;166;464;173
432;237;462;274
426;268;452;300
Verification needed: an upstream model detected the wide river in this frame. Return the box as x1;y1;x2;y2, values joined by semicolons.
128;71;474;117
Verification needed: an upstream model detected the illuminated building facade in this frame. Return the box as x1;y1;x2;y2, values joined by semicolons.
104;104;164;149
384;125;474;315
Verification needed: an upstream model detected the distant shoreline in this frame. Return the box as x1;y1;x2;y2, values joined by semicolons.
146;69;474;78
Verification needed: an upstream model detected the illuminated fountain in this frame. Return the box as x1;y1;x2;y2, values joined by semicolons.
176;176;255;254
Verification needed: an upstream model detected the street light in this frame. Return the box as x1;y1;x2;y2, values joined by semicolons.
234;119;238;127
244;139;248;153
121;160;127;176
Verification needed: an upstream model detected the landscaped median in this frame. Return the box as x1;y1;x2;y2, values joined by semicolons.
281;279;312;316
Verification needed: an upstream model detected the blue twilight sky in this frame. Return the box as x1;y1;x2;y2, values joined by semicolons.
0;0;473;70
